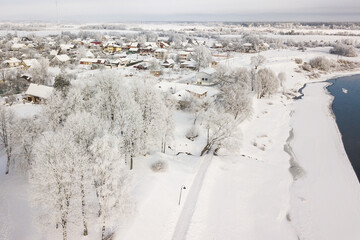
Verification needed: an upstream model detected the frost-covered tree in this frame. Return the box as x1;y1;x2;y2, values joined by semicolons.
62;112;108;236
200;106;241;156
30;131;78;240
255;68;279;98
215;64;231;86
0;107;16;175
250;54;266;91
42;91;69;131
278;72;287;94
193;45;213;71
220;81;252;120
250;54;266;70
132;80;170;155
28;57;51;85
90;134;130;240
14;117;44;174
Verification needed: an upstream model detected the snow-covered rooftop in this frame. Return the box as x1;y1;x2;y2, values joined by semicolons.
25;84;54;99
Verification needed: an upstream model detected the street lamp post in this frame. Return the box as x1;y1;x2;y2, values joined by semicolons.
178;185;186;205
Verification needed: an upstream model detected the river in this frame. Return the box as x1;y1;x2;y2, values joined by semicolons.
327;74;360;182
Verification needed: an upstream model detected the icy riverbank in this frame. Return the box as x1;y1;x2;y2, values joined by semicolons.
289;82;360;240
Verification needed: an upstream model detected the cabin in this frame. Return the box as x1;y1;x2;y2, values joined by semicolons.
196;68;216;85
25;84;54;103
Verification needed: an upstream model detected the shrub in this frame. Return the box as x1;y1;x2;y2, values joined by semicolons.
151;160;168;172
185;125;199;141
309;57;331;71
294;58;303;64
330;43;358;57
302;62;312;71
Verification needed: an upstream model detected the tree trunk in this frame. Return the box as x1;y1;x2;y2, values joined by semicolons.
101;220;106;240
206;128;210;145
200;143;211;156
130;155;133;170
62;218;67;240
80;177;88;236
5;154;10;175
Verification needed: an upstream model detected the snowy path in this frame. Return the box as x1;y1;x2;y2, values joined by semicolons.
289;82;360;240
172;155;213;240
185;156;296;240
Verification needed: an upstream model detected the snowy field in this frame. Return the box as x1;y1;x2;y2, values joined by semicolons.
1;26;360;240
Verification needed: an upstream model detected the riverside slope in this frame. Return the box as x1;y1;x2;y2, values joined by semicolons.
289;82;360;240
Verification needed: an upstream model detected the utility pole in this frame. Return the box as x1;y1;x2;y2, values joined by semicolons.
178;185;186;205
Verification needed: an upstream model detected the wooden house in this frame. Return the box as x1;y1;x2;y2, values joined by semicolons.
50;54;71;66
25;84;54;103
196;68;216;85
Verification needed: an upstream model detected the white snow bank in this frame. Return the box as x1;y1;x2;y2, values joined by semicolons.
289;82;360;240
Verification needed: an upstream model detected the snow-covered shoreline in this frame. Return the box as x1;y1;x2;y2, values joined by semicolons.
288;75;360;240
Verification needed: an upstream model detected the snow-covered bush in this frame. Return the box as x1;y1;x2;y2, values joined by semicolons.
255;68;279;98
151;160;168;172
186;125;199;141
294;58;303;64
302;62;312;71
309;57;331;71
330;43;358;57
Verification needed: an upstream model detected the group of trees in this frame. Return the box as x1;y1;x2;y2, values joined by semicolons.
33;73;173;240
0;72;173;240
181;55;283;156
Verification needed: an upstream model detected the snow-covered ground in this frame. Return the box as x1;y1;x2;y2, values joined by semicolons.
1;43;360;240
289;82;360;240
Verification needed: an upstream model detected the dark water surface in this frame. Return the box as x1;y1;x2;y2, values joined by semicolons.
327;75;360;182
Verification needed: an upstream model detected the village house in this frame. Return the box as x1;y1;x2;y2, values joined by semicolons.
103;42;122;53
186;89;208;99
60;44;76;53
161;59;175;68
3;58;22;68
196;68;216;85
25;83;54;103
79;58;106;66
180;59;196;69
178;51;191;62
21;59;39;69
154;49;168;60
10;43;26;51
50;54;71;66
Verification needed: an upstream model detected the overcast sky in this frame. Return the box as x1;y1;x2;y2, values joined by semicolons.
1;0;359;22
